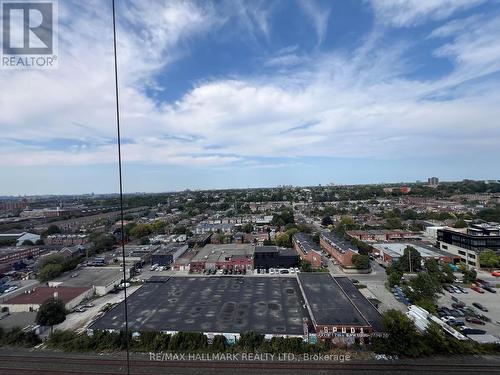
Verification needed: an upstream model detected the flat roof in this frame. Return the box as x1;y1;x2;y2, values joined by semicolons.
191;244;254;263
372;243;443;258
3;286;90;305
334;277;383;332
50;267;123;288
90;276;309;335
298;273;371;327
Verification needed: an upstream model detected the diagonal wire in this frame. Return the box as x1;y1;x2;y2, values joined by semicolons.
111;0;131;373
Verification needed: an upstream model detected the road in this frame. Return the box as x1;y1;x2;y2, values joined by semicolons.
55;285;141;333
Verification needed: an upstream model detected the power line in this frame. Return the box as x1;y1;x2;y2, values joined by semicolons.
111;0;130;373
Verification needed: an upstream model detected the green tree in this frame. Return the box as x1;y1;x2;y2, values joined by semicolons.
404;273;442;303
151;220;167;234
300;260;312;272
453;219;467;228
242;223;254;234
388;271;402;287
395;246;422;272
38;263;63;282
460;265;477;284
36;297;66;333
21;239;34;246
351;254;370;269
237;331;264;351
35;239;45;245
129;223;153;238
479;249;499;270
43;225;61;236
371;310;426;357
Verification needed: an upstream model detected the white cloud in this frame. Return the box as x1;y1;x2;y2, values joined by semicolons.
1;0;500;172
369;0;485;27
296;0;332;44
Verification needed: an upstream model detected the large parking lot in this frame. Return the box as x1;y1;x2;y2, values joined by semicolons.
438;285;500;338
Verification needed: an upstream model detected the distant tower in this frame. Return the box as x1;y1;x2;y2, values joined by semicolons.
428;177;439;187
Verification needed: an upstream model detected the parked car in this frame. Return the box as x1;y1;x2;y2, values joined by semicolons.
456;286;468;294
452;302;466;309
444;285;455;293
448;320;465;327
471;286;485;294
466;317;485;325
491;270;500;277
472;302;488;312
460;327;486;335
351;279;360;284
483;285;497;293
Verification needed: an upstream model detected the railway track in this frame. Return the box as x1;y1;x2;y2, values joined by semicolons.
1;352;500;375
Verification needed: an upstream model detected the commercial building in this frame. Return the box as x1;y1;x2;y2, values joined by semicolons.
428;177;439;187
189;244;254;272
48;267;128;296
320;232;358;268
372;243;458;265
90;275;383;345
150;243;188;267
292;233;322;269
0;286;92;313
437;223;500;268
0;231;40;246
187;233;212;248
90;276;309;341
297;273;382;345
346;230;419;243
253;246;299;270
45;234;89;247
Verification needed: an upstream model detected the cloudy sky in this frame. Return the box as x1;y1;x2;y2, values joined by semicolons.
2;0;500;195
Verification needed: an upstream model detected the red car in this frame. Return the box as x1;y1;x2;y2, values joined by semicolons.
471;286;485;294
492;271;500;277
466;317;486;325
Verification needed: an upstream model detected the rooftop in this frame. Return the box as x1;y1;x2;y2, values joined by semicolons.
293;233;320;255
372;242;449;259
90;276;309;335
3;286;90;305
49;267;123;288
298;273;381;330
190;244;254;263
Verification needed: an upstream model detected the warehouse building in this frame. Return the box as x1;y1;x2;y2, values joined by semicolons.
0;286;92;313
297;273;383;344
253;246;299;270
90;275;383;345
150;243;188;267
189;244;254;272
48;266;128;296
90;276;309;342
372;242;458;265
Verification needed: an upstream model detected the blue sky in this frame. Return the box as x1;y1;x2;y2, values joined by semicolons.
1;0;500;195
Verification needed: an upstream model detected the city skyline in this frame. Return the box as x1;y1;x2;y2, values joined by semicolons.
2;0;500;195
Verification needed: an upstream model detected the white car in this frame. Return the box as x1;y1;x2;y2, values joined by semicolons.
290;268;295;274
270;268;275;274
294;267;300;273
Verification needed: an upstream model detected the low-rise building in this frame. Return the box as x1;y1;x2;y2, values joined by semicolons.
189;244;254;272
150;243;188;267
0;286;92;313
320;232;358;268
292;233;322;269
253;246;299;270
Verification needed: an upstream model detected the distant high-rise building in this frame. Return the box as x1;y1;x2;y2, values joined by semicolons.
428;177;439;186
